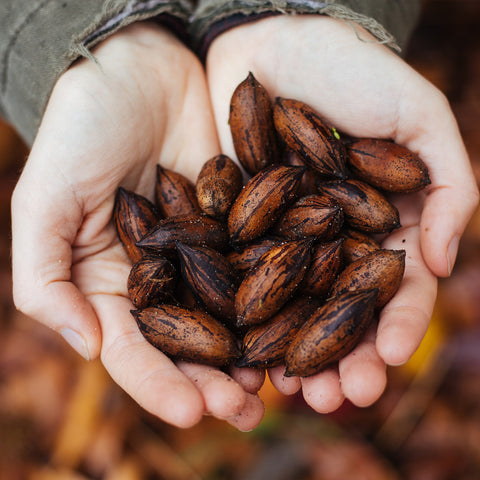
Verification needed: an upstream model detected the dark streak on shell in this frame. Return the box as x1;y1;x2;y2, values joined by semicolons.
235;238;314;327
273;97;347;179
272;193;344;240
113;187;159;263
136;213;229;255
319;179;400;233
228;164;305;244
131;305;239;366
176;242;238;323
347;138;431;193
329;249;406;309
301;239;344;297
342;228;381;264
284;289;378;377
229;72;279;175
155;165;201;217
226;236;283;277
237;296;322;368
127;254;176;309
282;148;324;196
195;154;243;219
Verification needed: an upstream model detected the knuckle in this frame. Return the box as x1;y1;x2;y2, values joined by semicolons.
12;284;37;317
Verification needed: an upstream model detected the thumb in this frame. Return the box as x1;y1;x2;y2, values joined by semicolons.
395;87;479;278
11;159;101;360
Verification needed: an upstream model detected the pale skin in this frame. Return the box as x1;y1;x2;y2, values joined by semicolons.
10;17;478;428
11;23;265;431
206;15;479;411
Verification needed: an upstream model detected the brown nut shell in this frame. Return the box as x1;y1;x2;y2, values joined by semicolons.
272;194;344;240
347;138;431;192
235;238;314;327
319;179;400;233
342;228;381;264
136;213;229;255
273;97;347;179
284;289;378;377
329;249;406;309
229;72;279;175
127;255;176;309
173;278;200;310
196;154;243;219
237;296;322;368
228;164;305;244
155;165;201;217
282;149;324;196
132;305;239;367
113;187;158;263
176;242;238;323
226;237;282;277
301;239;344;297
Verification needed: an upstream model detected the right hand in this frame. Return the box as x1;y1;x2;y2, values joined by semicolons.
205;15;479;412
11;22;265;431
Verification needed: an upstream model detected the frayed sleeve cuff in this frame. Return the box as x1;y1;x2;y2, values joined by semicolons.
0;0;193;145
190;0;421;61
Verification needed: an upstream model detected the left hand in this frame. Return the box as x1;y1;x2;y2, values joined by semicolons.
11;22;265;431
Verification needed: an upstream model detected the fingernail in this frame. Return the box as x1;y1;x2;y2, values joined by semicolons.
447;235;459;276
60;327;90;361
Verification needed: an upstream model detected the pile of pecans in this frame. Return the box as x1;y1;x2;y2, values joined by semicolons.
113;73;430;377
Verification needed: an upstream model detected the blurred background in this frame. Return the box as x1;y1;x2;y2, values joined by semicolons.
0;1;479;479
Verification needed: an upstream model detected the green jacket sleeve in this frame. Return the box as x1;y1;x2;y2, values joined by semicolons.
0;0;193;146
190;0;421;59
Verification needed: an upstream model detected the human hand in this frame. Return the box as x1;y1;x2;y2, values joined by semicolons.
11;22;265;430
206;15;479;411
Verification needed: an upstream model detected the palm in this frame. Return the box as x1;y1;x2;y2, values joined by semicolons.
206;15;477;410
11;23;264;430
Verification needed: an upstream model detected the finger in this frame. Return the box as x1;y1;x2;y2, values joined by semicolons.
376;225;438;366
268;365;301;396
338;329;387;407
176;362;247;419
420;180;478;277
395;87;479;278
300;367;345;413
11;163;102;360
177;363;266;430
229;365;266;394
225;393;265;432
95;294;205;428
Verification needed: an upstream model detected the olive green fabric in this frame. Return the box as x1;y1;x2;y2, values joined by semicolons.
0;0;193;146
0;0;421;146
190;0;421;55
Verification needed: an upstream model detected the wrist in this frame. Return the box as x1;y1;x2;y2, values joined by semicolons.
192;0;418;60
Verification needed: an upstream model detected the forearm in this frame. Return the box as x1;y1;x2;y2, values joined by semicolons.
0;0;192;146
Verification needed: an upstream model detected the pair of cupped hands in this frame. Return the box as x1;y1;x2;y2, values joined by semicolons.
11;17;478;431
